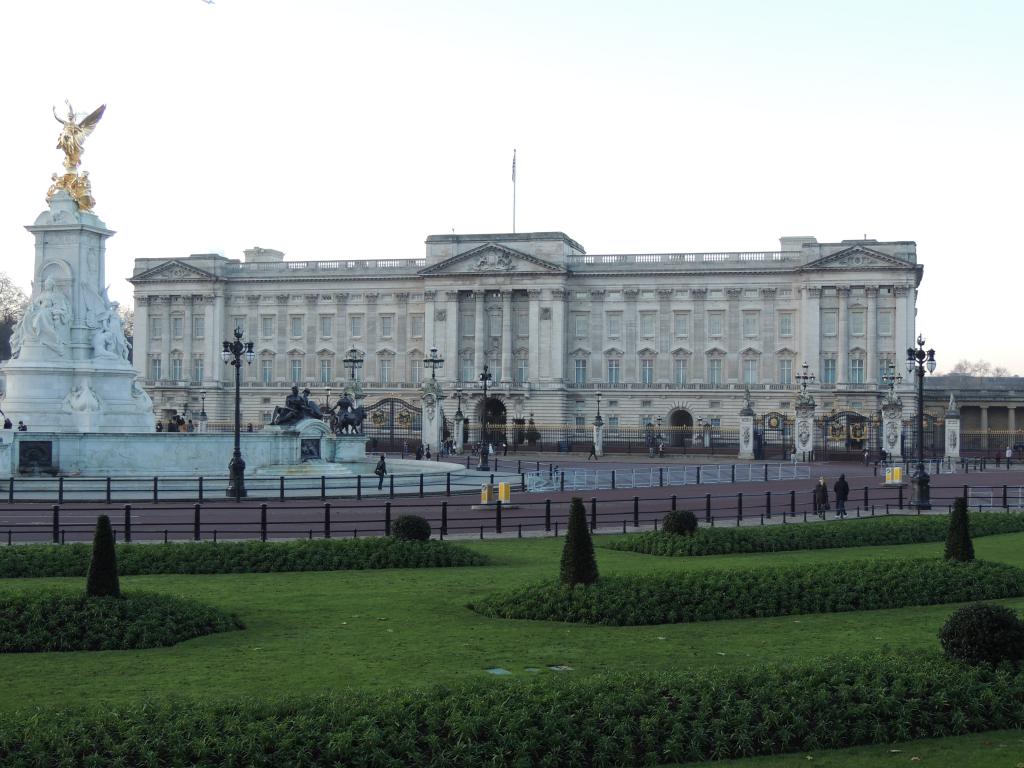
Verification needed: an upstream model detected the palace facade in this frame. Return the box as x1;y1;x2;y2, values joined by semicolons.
129;231;922;435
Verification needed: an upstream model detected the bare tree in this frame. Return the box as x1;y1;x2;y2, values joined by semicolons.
0;273;28;361
949;359;1014;377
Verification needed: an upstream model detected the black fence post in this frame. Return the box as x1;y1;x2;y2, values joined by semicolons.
696;466;701;484
863;486;869;509
590;497;597;532
260;503;268;541
441;501;448;535
58;477;64;504
124;504;132;543
765;491;771;520
153;476;158;503
198;476;204;503
611;471;616;490
1003;484;1009;509
633;496;640;528
356;475;362;501
51;505;59;544
671;494;677;511
385;502;392;536
419;474;424;498
496;499;503;534
737;492;743;522
541;498;550;532
705;493;712;524
659;467;664;487
898;484;904;509
7;477;13;503
517;460;522;473
446;473;451;496
521;473;526;492
390;475;395;499
280;476;285;502
194;503;201;541
105;477;112;504
324;502;331;539
321;476;327;500
764;464;768;482
790;489;796;517
560;472;565;492
731;465;735;483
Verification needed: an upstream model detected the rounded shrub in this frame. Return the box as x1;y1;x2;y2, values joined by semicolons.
938;602;1024;665
391;515;431;541
662;510;698;536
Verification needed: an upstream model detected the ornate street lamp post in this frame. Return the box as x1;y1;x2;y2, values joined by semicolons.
906;335;936;509
453;388;464;420
594;391;603;427
424;346;444;380
476;364;493;471
199;389;208;432
221;327;255;500
343;348;364;383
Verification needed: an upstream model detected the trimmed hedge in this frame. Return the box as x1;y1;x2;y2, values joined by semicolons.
471;559;1024;625
605;511;1024;558
2;655;1024;765
391;514;431;541
939;603;1024;665
0;538;487;578
0;591;243;652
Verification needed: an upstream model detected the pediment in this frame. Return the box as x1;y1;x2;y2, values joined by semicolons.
802;246;910;271
569;346;591;357
637;346;658;356
740;346;762;356
604;346;625;356
775;346;798;356
130;260;219;283
671;346;692;356
705;345;728;356
418;243;566;276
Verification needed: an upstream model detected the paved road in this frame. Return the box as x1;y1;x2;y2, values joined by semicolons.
2;459;1022;544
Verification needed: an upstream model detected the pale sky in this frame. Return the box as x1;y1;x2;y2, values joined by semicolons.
1;1;1021;372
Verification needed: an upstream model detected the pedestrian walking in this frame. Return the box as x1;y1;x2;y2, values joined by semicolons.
1007;445;1013;468
415;445;424;460
502;441;508;456
425;445;432;460
813;476;829;519
375;454;388;490
587;442;597;461
833;473;849;518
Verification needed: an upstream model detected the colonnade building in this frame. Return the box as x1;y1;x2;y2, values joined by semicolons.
129;231;922;431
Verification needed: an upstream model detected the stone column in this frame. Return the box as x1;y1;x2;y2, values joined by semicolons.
160;297;172;381
550;288;567;382
527;289;541;384
656;288;672;382
801;287;821;383
183;297;194;383
738;402;755;460
445;291;459;383
944;394;960;461
423;290;436;356
866;287;878;385
882;396;904;462
133;296;149;378
691;288;707;381
454;412;465;453
981;404;989;451
837;286;849;384
500;290;512;383
473;290;485;376
204;296;217;384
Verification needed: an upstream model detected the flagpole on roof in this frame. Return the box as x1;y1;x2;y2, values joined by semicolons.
512;148;517;234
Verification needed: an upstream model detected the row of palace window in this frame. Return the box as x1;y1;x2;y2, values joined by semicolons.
150;314;427;342
146;353;900;388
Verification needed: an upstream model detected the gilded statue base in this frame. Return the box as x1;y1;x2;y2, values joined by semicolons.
46;171;95;213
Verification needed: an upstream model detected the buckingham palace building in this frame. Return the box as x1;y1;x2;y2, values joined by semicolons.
130;231;922;451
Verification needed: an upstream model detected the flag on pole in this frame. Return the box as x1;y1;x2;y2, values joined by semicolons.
512;148;516;183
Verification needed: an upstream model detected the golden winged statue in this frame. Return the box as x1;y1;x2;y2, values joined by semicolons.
53;102;105;170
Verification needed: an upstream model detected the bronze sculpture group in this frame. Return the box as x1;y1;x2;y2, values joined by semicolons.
270;386;365;435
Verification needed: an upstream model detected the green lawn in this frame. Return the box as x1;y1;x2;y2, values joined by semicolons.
673;728;1024;767
3;531;1024;713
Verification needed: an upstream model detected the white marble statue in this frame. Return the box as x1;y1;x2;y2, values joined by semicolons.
15;277;71;357
63;383;101;413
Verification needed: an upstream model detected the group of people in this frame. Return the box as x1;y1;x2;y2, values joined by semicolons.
156;415;195;433
813;474;850;518
1;414;27;431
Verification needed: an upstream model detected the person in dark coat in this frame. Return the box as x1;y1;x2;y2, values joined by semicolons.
374;454;387;490
813;476;829;518
833;473;850;518
415;445;424;460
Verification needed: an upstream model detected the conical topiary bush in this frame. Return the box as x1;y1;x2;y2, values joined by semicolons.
86;514;121;598
559;497;598;586
945;497;975;562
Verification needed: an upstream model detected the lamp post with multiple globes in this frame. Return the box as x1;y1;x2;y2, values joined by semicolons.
221;327;255;500
906;334;936;509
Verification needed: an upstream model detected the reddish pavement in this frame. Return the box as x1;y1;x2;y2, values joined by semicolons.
1;459;1022;544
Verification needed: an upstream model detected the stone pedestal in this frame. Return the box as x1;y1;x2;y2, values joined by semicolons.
882;399;904;462
592;419;604;458
738;410;755;460
794;401;815;460
0;191;153;432
454;414;465;454
420;380;444;455
944;394;960;461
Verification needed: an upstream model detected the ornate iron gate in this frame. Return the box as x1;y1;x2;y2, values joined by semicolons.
759;412;790;459
363;398;422;452
818;411;872;460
